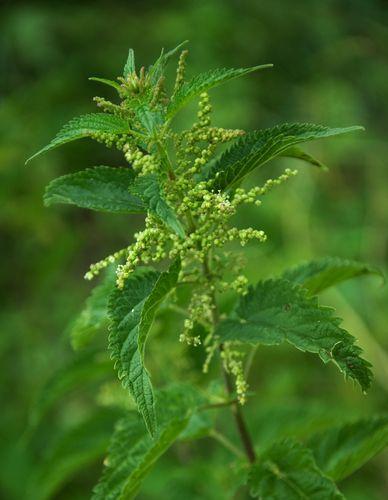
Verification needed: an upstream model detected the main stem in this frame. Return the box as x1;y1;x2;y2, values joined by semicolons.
219;348;256;463
184;201;256;464
203;257;256;464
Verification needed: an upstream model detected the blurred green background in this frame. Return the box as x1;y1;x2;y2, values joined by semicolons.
1;0;387;498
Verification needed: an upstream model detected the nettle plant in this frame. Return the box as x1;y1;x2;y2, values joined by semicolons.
28;44;388;499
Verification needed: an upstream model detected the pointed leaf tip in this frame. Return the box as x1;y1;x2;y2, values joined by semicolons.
283;256;383;295
167;64;273;119
25;113;130;164
217;278;373;392
254;63;273;70
205;122;367;191
88;77;121;91
123;48;135;77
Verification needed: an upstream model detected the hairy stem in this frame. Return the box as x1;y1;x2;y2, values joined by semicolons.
199;398;238;410
219;345;256;463
185;207;257;464
209;430;245;460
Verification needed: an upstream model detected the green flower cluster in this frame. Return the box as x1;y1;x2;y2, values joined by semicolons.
233;168;298;206
221;344;249;404
118;66;153;98
122;144;159;174
84;50;299;401
173;49;189;93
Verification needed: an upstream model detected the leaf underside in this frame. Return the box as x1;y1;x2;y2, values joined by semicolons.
282;256;383;295
280;146;328;170
206;123;363;191
44;166;145;214
216;278;372;391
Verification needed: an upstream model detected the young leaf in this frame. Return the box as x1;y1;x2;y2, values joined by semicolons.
216;279;372;391
148;41;188;83
135;105;164;135
108;261;181;436
309;415;388;481
70;267;116;350
89;77;122;92
44;167;146;214
28;409;121;500
280;146;328;170
167;64;273;119
128;174;185;238
26;113;130;163
282;257;383;295
93;383;203;499
206;123;364;191
123;48;135;77
248;439;344;499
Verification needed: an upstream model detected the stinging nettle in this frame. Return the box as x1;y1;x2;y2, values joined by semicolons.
28;42;387;499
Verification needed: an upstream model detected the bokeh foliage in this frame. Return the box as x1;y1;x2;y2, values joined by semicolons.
1;0;387;498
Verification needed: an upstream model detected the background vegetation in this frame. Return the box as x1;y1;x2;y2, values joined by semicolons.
1;0;387;498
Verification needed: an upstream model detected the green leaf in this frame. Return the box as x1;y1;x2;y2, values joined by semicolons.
250;402;344;450
309;415;388;481
70;267;116;350
93;383;203;500
89;77;122;91
206;123;364;191
108;269;159;436
44;166;146;214
123;48;135;77
248;439;344;499
149;41;188;83
156;383;213;441
137;261;181;361
280;146;328;170
94;416;187;500
282;257;383;295
135;104;164;135
108;261;181;436
28;409;120;500
26;113;130;163
216;278;372;392
167;64;273;119
128;174;185;238
28;351;112;431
